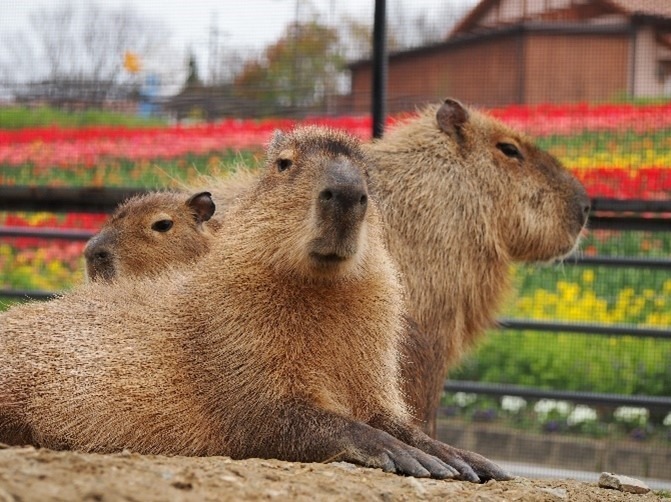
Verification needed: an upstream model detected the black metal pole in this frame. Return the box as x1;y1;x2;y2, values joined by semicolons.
372;0;387;139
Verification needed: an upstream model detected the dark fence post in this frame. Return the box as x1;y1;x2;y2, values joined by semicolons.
372;0;387;139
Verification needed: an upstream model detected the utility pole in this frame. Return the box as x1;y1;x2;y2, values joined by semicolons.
372;0;387;139
209;13;219;84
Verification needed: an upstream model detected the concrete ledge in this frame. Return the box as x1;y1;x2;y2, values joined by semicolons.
437;419;671;480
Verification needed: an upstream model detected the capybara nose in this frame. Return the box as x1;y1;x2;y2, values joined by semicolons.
318;160;368;215
318;187;368;212
576;191;591;227
85;243;111;264
92;249;111;262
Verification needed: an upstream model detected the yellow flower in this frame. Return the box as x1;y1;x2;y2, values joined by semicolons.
123;51;141;74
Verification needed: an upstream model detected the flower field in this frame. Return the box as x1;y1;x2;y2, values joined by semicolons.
1;102;670;402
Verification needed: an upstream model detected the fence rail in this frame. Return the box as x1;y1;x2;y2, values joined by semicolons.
498;318;671;339
443;380;671;412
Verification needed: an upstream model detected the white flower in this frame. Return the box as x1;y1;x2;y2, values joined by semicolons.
453;392;477;408
663;412;671;427
533;399;571;418
567;405;597;426
614;406;649;424
501;395;527;413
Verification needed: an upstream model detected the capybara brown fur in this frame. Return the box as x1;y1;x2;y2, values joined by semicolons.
365;99;589;435
84;190;218;282
84;168;257;283
0;126;510;482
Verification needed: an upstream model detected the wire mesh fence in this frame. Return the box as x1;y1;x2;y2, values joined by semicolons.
1;0;670;488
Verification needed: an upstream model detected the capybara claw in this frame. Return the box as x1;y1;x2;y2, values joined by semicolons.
453;447;512;482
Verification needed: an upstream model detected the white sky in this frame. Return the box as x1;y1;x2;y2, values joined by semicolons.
0;1;474;51
0;0;475;87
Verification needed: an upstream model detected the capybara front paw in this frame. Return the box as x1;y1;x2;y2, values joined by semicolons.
376;442;458;479
348;426;458;479
453;447;513;482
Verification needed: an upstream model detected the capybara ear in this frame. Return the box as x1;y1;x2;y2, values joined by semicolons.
269;129;286;151
436;98;469;138
186;191;216;223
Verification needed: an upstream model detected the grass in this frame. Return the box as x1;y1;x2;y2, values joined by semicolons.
0;105;166;129
0;150;259;188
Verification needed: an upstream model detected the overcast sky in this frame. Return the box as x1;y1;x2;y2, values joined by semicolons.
1;1;475;51
0;0;475;87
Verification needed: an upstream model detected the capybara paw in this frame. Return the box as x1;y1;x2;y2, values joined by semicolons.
356;435;457;479
454;448;513;482
379;445;458;479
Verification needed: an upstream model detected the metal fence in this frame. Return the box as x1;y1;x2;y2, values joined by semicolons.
0;187;671;411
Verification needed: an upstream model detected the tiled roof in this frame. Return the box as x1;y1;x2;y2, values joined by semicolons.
452;0;671;37
608;0;671;19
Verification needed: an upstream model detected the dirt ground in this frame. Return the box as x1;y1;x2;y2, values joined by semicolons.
0;445;666;502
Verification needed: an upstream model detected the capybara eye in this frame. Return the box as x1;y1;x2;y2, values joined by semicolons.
277;158;293;172
496;142;523;160
151;219;174;232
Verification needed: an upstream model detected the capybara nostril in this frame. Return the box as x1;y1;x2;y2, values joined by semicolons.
360;194;368;206
575;192;591;226
94;249;111;262
319;189;334;202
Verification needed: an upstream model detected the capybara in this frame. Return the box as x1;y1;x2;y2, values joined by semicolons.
0;126;510;482
365;98;589;434
84;191;218;282
84;169;258;283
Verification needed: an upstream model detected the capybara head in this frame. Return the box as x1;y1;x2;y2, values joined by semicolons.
442;98;589;261
248;125;376;279
382;98;589;263
84;191;217;282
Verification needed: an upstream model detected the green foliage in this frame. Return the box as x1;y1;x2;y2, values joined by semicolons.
451;230;671;398
453;330;671;397
0;150;257;188
234;20;345;113
0;299;20;312
0;106;166;129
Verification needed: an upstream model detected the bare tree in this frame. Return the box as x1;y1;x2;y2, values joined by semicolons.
1;2;176;105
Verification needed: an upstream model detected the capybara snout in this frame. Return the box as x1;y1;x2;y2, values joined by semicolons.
317;158;369;225
84;232;117;282
573;183;591;230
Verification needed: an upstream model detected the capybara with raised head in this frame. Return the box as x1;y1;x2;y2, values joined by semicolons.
365;98;590;434
0;126;510;482
84;190;218;282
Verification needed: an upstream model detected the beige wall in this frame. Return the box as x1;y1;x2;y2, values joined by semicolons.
351;35;523;113
632;26;671;98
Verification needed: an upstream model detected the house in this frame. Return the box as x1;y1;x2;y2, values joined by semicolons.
347;0;671;112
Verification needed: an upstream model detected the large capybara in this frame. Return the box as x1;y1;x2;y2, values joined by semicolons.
84;190;218;282
365;99;589;434
0;126;509;482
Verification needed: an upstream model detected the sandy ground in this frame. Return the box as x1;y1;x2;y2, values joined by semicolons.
0;445;666;501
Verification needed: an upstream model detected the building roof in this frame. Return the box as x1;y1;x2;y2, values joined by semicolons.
608;0;671;19
451;0;671;37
